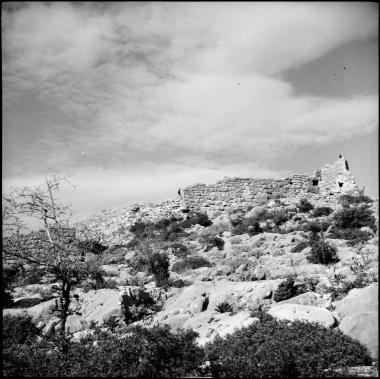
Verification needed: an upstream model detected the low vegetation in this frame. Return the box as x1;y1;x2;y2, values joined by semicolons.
171;256;212;273
205;314;372;378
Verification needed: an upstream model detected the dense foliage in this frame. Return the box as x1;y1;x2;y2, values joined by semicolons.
205;236;225;251
333;205;377;233
307;240;339;265
205;314;372;378
313;206;333;217
273;276;306;302
147;252;170;287
231;209;292;236
4;325;204;377
297;198;314;213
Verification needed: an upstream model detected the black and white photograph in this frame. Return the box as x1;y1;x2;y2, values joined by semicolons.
2;2;379;377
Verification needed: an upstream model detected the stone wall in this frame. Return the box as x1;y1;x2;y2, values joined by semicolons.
183;156;360;212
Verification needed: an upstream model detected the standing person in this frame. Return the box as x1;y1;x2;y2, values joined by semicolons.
178;188;182;197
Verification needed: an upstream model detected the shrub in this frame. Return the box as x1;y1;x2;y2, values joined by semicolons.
205;236;225;251
147;252;170;287
215;301;233;313
4;325;204;377
329;228;373;246
3;314;40;346
291;241;309;253
179;212;212;228
171;243;190;258
273;276;306;302
120;288;158;324
168;278;192;288
232;218;263;236
297;198;314;213
205;316;372;378
269;209;291;226
307;240;339;265
171;256;211;273
333;205;377;232
339;194;374;207
313;206;333;217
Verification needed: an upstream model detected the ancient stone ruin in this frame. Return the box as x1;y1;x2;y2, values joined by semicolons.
183;155;359;212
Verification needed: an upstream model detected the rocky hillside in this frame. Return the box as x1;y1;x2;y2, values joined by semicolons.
3;162;379;377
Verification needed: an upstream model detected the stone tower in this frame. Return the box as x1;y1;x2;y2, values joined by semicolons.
318;155;359;196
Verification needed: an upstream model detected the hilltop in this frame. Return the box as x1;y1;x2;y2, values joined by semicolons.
3;155;379;377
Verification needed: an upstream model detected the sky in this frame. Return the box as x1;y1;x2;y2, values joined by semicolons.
2;2;379;223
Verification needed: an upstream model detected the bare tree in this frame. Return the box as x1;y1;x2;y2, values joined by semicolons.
2;174;104;337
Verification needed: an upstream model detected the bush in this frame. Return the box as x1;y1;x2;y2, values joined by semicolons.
171;243;190;258
307;240;339;265
4;325;204;377
215;301;233;313
205;316;372;378
120;288;158;324
297;198;314;213
291;241;310;253
3;314;40;346
232;218;263;236
273;276;306;302
171;256;211;273
147;252;170;287
168;278;192;288
333;205;377;232
205;236;225;251
329;228;373;246
179;212;212;228
313;206;333;217
339;194;374;207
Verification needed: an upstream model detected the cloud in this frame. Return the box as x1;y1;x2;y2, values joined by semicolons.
2;2;378;214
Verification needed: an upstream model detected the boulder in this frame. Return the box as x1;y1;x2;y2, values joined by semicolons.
65;315;89;334
244;206;266;219
276;292;331;308
339;313;378;359
334;284;378;318
13;295;43;307
268;303;336;328
334;284;378;359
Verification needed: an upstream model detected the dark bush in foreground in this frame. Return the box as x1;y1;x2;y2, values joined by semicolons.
4;325;204;377
313;206;333;217
297;198;314;213
3;314;40;346
273;276;306;302
205;315;372;378
307;240;339;265
171;256;211;273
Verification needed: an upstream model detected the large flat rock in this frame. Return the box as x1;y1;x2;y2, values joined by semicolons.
268;303;335;328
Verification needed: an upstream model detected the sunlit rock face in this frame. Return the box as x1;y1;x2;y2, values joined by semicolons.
319;156;359;196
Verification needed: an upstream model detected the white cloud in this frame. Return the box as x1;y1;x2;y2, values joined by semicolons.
2;2;378;217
